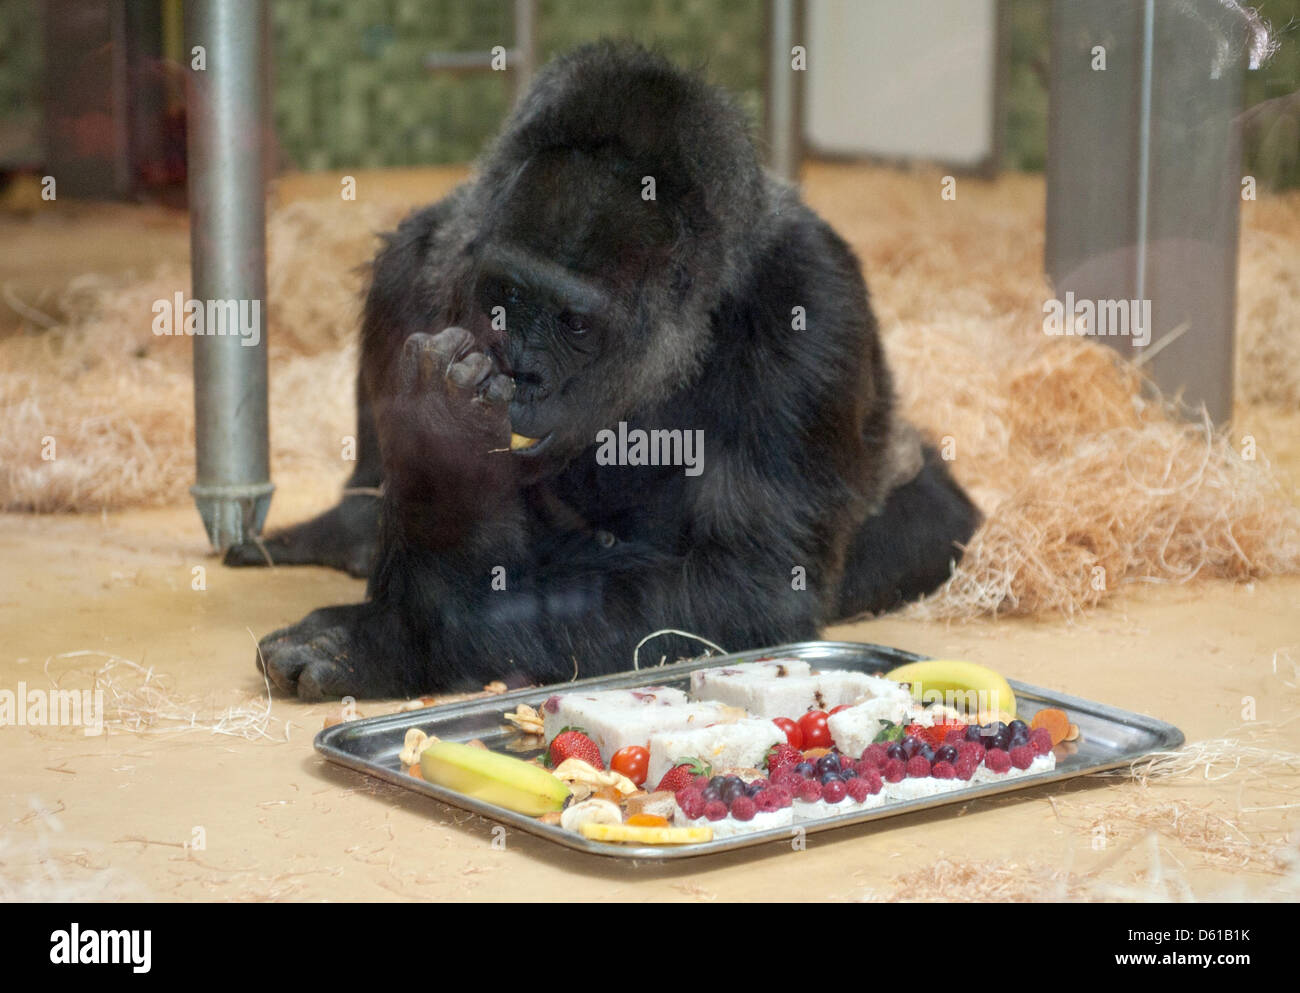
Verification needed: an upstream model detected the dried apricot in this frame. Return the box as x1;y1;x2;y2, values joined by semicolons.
625;814;670;828
1030;708;1071;746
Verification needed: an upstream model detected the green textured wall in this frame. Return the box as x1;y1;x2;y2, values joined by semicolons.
0;0;43;166
270;0;765;171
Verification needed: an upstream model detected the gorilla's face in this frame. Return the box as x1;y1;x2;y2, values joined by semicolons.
469;147;706;468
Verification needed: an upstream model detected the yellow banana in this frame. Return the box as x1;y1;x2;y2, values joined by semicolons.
885;659;1017;721
420;740;570;816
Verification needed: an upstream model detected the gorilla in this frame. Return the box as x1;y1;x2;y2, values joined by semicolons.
227;43;980;701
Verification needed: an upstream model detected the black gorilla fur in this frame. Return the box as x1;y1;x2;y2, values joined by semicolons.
228;43;980;700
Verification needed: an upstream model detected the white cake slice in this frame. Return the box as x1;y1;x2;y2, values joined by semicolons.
827;692;922;757
539;687;734;760
692;665;911;720
688;658;812;701
646;718;786;786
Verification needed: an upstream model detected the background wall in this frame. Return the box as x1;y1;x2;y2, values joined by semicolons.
0;0;1296;185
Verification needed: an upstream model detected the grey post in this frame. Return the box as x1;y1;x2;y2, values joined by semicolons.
1046;0;1243;423
185;0;273;550
764;0;804;182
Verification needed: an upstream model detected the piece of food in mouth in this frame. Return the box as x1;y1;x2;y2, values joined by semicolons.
691;663;910;720
539;687;736;760
509;432;541;451
646;718;786;787
419;740;570;815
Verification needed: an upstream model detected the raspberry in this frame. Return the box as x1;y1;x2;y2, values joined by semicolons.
770;768;798;790
954;756;978;780
754;789;783;812
906;755;932;778
846;777;873;803
730;795;757;821
766;784;794;808
704;800;728;821
931;761;956;779
861;743;889;768
1028;727;1053;755
984;748;1012;774
822;779;848;803
1009;745;1034;770
882;758;907;783
860;768;883;794
693;775;711;790
839;754;855;771
944;727;968;747
675;788;704;819
796;779;823;802
958;741;985;764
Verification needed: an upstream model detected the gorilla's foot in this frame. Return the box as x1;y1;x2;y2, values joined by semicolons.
256;604;403;701
223;497;380;578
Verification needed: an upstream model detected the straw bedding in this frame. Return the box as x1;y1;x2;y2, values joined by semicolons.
1;164;1297;619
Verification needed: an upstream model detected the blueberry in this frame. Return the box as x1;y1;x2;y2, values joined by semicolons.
965;725;985;743
935;745;958;764
1009;720;1028;737
918;744;935;763
745;780;765;798
886;743;907;762
841;766;857;780
991;730;1012;751
816;754;839;773
794;761;815;777
701;786;721;804
709;775;727;792
901;735;921;758
721;780;745;805
820;771;843;785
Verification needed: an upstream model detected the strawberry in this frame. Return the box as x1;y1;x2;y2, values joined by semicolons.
906;721;967;750
765;742;803;773
656;756;711;793
547;728;604;770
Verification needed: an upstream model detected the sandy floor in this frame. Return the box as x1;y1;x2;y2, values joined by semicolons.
1;503;1297;901
2;164;1298;901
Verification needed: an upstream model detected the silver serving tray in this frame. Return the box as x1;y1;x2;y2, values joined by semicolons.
315;640;1184;859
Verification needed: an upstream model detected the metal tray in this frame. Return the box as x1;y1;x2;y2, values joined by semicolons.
315;640;1184;859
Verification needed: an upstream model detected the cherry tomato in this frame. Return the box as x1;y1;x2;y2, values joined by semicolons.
610;745;649;786
798;710;832;749
772;717;803;750
829;704;851;716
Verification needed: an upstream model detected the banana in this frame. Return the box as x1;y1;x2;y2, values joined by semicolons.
884;659;1017;721
420;740;570;816
579;822;714;845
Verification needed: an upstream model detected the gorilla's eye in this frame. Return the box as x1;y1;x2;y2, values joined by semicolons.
558;311;589;336
504;284;522;306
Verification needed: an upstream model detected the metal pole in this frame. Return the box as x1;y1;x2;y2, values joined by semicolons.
185;0;273;550
765;0;803;182
513;0;538;104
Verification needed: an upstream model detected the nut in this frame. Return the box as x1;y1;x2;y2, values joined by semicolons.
502;703;545;735
559;798;622;833
398;727;434;766
551;758;637;796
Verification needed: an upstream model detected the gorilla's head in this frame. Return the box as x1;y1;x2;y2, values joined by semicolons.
455;43;767;467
